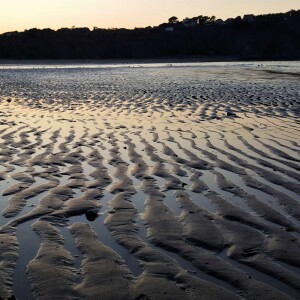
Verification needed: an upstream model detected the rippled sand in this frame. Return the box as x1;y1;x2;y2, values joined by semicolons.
0;63;299;300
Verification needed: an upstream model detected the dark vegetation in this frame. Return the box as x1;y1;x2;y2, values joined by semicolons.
0;10;299;60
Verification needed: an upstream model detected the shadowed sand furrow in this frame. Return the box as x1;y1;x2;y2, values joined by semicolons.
221;115;298;164
136;135;189;192
205;129;299;184
172;129;249;176
205;135;300;198
7;183;76;228
3;181;58;218
243;134;300;163
106;138;136;195
231;136;300;180
225;137;300;181
214;171;297;230
123;134;149;180
262;137;300;156
158;133;212;171
237;117;300;149
127;132;179;189
216;168;300;227
242;174;300;220
266;133;300;149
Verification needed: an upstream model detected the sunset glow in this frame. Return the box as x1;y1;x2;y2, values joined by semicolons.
0;0;299;33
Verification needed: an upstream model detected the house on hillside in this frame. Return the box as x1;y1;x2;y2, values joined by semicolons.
183;18;198;27
165;27;174;32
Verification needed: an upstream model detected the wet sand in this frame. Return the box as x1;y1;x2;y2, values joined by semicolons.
0;62;299;299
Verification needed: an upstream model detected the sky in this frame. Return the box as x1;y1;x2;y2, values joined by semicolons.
0;0;299;33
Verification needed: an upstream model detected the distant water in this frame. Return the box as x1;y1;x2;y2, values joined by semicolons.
0;60;300;74
0;61;299;88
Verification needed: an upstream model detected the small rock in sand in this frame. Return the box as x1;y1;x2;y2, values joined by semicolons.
85;210;99;221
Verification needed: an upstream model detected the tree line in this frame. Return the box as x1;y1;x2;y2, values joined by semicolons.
0;10;299;60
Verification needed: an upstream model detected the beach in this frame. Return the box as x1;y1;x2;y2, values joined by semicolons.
0;61;299;299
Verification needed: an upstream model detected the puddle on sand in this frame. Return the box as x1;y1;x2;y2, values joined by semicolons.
163;190;182;216
216;168;300;227
0;178;20;226
13;219;40;300
186;190;216;213
131;190;146;214
59;226;82;271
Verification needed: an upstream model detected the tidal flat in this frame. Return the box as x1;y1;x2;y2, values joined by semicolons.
0;61;299;300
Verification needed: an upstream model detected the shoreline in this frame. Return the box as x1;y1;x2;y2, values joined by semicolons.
0;57;300;65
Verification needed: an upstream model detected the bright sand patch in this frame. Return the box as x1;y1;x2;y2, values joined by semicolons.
0;62;299;299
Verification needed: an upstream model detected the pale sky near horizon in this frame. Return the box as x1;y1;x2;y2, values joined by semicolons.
0;0;299;33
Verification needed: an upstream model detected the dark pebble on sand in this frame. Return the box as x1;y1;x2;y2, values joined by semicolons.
227;112;237;117
85;210;99;221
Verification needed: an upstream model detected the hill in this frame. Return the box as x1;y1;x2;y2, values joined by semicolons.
0;10;299;60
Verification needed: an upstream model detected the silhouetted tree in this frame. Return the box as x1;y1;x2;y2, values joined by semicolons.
0;10;299;60
168;16;179;24
197;16;210;25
